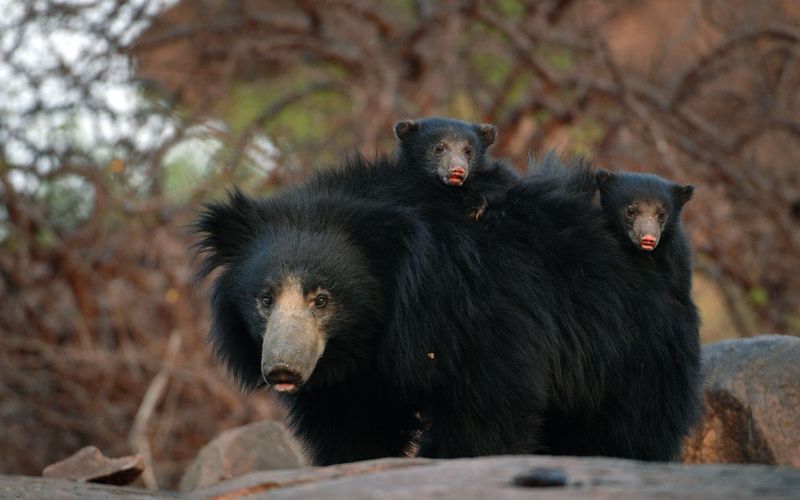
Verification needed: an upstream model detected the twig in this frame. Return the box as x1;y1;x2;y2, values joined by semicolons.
128;329;182;489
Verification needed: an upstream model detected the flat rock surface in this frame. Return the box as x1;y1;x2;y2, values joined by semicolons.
0;474;175;499
191;456;800;499
6;455;800;498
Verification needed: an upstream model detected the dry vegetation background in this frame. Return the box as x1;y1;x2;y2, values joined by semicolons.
1;0;799;490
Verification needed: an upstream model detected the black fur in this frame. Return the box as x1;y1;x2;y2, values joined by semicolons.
373;153;702;460
394;117;518;219
530;155;696;303
528;150;598;202
595;170;695;302
194;152;702;465
194;185;428;464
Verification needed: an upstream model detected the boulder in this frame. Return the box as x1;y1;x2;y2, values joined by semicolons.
42;446;144;485
683;334;800;467
179;419;305;491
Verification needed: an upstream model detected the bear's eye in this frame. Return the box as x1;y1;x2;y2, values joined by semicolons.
464;146;473;159
260;294;273;308
434;143;446;155
625;206;635;217
658;209;666;221
313;294;329;309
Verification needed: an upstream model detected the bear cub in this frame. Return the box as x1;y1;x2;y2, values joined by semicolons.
530;153;695;301
595;170;695;300
394;117;518;220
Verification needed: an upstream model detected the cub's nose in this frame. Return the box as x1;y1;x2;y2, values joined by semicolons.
639;235;657;250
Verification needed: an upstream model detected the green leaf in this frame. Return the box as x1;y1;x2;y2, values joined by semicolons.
747;287;768;307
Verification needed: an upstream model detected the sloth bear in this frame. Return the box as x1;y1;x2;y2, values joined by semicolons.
530;152;696;302
195;187;429;463
393;117;518;220
195;152;702;465
595;170;695;301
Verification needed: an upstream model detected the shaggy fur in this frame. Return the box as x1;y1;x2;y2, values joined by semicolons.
195;188;428;464
595;170;696;302
194;153;702;465
530;153;696;302
393;117;519;219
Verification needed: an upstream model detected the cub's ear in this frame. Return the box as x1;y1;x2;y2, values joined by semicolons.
673;184;694;206
394;120;419;141
476;123;497;147
594;169;618;191
193;188;266;278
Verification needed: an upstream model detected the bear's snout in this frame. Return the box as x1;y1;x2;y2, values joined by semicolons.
260;278;327;393
263;365;303;393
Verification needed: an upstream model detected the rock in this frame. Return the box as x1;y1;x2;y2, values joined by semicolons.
8;455;800;499
684;334;800;467
0;475;171;499
191;456;800;499
179;419;306;491
41;446;144;485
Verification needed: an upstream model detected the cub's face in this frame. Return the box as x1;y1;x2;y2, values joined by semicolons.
619;198;669;251
394;118;497;187
596;171;693;252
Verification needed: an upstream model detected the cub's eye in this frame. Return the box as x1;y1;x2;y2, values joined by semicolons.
625;206;635;217
313;294;329;309
260;294;273;308
434;143;446;155
464;146;473;159
658;209;666;221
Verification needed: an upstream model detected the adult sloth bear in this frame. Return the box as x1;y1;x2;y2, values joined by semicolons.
195;153;702;466
195;188;428;463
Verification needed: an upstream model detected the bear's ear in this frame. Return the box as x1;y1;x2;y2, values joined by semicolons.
394;120;419;141
193;188;265;278
594;169;618;191
476;123;497;147
673;184;694;206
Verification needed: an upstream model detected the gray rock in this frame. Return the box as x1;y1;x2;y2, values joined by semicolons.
7;454;800;498
178;419;305;491
42;446;144;486
684;334;800;467
191;456;800;499
0;475;173;499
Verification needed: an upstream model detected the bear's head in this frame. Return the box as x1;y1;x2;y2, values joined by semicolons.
595;171;693;252
194;188;426;394
394;117;497;187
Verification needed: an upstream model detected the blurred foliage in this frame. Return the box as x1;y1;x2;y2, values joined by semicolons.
567;118;607;157
747;287;769;308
